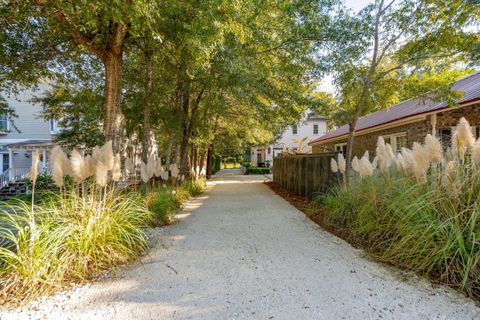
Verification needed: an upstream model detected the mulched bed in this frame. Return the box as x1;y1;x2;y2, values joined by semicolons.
264;181;356;246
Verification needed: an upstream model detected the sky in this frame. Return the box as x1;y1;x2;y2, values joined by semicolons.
344;0;373;13
319;0;373;93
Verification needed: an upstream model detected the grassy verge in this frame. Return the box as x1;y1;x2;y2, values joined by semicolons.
315;169;480;300
0;178;206;306
144;178;206;226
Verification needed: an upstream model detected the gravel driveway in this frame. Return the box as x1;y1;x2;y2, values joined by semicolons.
3;173;479;319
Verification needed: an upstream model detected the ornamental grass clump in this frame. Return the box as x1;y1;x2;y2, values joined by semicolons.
0;190;152;305
0;141;157;305
319;117;480;299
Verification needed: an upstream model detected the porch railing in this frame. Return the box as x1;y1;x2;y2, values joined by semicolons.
0;167;31;189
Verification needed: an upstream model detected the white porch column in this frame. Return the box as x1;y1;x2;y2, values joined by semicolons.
42;149;47;171
8;149;13;181
431;114;437;137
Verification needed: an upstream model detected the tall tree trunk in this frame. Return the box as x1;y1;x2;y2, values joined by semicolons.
141;46;154;163
345;0;383;183
103;52;123;147
166;138;173;169
206;144;213;179
179;76;191;178
199;149;206;178
192;147;199;180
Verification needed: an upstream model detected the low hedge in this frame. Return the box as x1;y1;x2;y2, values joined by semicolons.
246;166;270;174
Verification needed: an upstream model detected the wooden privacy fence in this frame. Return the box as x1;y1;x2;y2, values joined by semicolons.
273;154;336;198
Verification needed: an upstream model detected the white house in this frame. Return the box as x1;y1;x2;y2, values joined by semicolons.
0;86;59;182
250;113;328;167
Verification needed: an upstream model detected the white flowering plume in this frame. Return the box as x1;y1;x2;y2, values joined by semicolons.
112;153;122;182
140;161;149;183
331;158;338;173
425;134;443;164
357;151;373;179
452;117;475;159
375;136;393;173
170;163;180;178
70;149;87;182
29;150;40;184
337;153;346;174
351;156;359;172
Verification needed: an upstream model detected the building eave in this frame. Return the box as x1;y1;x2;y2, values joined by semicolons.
309;97;480;146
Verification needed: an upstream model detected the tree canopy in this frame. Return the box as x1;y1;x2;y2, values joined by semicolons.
0;0;478;179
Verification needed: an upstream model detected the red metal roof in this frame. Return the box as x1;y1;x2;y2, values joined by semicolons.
310;71;480;145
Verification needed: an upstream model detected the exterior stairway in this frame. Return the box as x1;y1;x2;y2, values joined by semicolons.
0;168;31;199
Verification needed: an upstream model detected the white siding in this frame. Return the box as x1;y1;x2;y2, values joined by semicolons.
0;86;53;171
251;115;328;166
2;86;52;141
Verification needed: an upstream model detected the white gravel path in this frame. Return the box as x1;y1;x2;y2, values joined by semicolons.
2;171;479;320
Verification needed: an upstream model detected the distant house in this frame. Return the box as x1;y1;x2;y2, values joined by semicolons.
251;113;328;167
309;72;480;156
0;86;58;182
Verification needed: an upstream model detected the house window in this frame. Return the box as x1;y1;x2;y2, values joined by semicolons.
2;154;8;172
334;143;347;155
381;132;407;153
50;119;59;133
395;134;407;152
313;124;319;135
439;128;452;149
292;125;298;135
268;147;271;154
0;114;9;131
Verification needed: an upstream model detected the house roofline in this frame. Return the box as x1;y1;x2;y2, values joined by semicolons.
309;97;480;146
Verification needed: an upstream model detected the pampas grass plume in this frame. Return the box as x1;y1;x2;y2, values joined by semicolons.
411;142;430;182
358;154;373;179
425;134;443;164
95;161;108;187
51;146;66;187
371;156;378;170
331;158;338;173
170;163;179;178
84;155;96;178
351;156;359;172
101;141;114;171
146;154;155;179
140;161;149;183
29;150;40;183
472;139;480;167
452;117;475;159
112;153;122;182
337;153;346;174
70;149;86;182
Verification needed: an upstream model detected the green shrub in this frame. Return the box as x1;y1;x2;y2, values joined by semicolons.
246;166;270;174
145;178;206;226
145;187;179;226
0;189;152;305
213;155;221;173
182;177;206;197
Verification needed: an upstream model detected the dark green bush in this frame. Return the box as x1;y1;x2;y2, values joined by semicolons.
246;166;270;174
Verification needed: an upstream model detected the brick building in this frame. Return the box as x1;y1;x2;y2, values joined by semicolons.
309;72;480;157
